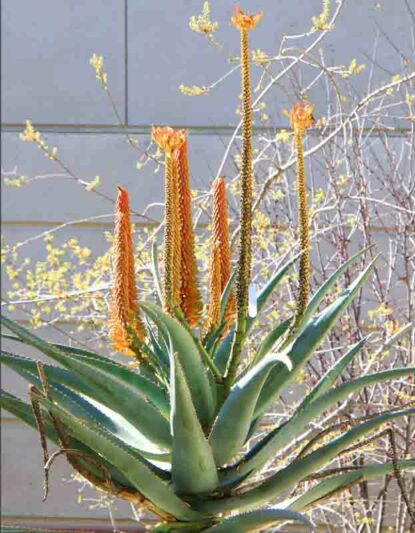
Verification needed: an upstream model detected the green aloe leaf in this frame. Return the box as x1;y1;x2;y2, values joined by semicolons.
0;389;134;488
288;459;415;512
34;392;203;522
294;248;369;335
1;352;172;463
204;508;311;532
297;336;368;411
3;333;170;417
220;367;414;485
171;353;219;494
140;303;215;426
209;352;292;466
255;258;376;416
250;317;292;368
199;408;414;514
214;253;300;373
1;316;172;450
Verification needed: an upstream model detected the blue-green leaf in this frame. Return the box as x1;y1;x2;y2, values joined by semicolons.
140;303;215;426
204;508;311;532
255;258;376;416
1;317;172;450
171;353;218;494
34;392;203;521
209;352;292;466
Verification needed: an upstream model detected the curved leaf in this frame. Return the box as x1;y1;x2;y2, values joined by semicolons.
288;459;415;512
250;317;292;368
171;354;218;494
298;336;368;411
295;247;370;335
34;393;203;521
1;352;172;463
3;333;170;417
204;508;311;532
197;408;414;514
0;389;133;488
255;258;376;417
220;367;415;485
209;352;292;466
140;303;215;426
214;253;300;374
1;317;172;449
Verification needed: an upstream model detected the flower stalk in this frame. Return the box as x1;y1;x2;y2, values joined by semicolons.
110;186;145;355
290;101;314;320
225;7;262;390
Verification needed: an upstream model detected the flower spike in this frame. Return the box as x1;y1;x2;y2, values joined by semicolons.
110;186;145;355
290;101;314;319
212;177;236;328
152;126;185;314
176;136;202;326
225;6;262;389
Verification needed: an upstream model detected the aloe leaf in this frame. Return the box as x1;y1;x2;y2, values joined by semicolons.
34;393;203;521
220;367;415;485
1;316;172;449
295;247;369;335
250;317;292;368
3;332;170;417
297;336;368;411
171;353;219;494
209;352;292;466
0;389;134;488
204;508;311;532
214;253;300;373
140;303;215;426
288;459;415;512
197;408;414;514
255;258;376;416
247;252;301;331
1;352;172;463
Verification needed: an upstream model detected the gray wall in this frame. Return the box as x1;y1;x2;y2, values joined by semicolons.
1;0;412;528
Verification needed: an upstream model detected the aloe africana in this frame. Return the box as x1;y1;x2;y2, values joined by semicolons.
1;6;414;533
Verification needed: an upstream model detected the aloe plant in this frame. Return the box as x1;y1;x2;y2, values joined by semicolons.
1;6;414;532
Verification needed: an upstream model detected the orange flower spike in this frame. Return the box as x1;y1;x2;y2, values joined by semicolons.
231;6;263;30
152;127;185;313
212;177;236;326
205;241;222;336
176;136;202;327
110;186;145;355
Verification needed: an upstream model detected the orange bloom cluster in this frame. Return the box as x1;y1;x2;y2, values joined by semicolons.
110;186;145;355
290;101;314;135
231;6;263;31
176;137;202;326
152;127;201;320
